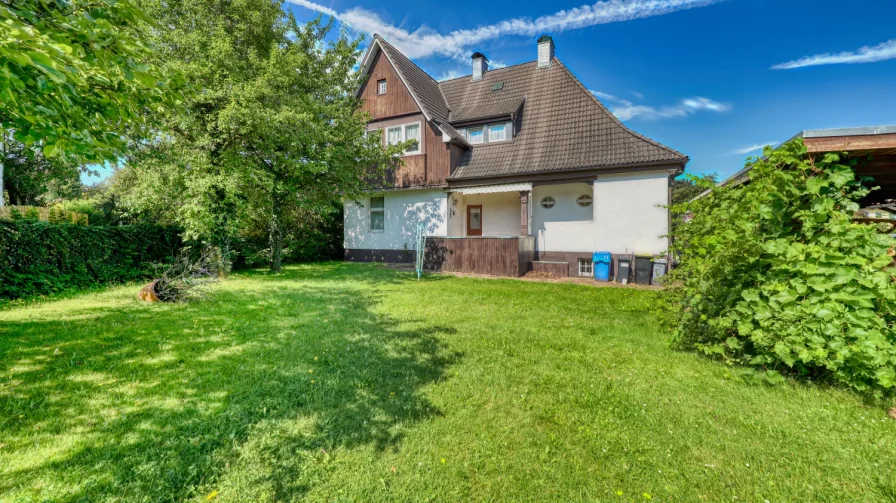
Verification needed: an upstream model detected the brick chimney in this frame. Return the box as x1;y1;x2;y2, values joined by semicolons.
537;35;554;68
472;52;488;81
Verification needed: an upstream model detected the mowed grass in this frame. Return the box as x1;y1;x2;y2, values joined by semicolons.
1;263;895;503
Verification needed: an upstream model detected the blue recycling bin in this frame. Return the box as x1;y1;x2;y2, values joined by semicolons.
593;251;611;282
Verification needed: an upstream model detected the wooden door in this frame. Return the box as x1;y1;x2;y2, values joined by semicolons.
467;205;483;237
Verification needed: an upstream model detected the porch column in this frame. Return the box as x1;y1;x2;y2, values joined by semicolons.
519;190;530;236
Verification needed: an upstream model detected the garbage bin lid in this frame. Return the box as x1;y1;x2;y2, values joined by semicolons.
592;251;611;261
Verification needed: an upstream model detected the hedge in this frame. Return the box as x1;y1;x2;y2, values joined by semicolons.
0;221;182;300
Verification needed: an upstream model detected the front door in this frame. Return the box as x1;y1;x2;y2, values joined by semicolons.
467;205;483;236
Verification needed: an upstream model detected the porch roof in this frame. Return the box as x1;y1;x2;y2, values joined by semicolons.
454;182;532;195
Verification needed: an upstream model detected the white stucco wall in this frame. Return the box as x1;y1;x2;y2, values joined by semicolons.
532;183;594;252
446;192;465;236
593;171;670;255
462;192;520;236
344;188;447;250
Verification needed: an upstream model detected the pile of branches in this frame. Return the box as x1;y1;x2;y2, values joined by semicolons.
152;247;224;302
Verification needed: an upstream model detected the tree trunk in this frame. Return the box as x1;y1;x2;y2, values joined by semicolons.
269;187;284;273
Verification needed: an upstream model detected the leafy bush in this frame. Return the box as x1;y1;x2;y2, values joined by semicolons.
0;221;182;300
662;139;896;395
231;206;344;269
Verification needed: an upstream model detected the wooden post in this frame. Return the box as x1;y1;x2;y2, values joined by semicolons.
519;190;529;236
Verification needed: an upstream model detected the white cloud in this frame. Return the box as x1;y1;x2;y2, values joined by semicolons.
772;39;896;69
287;0;724;62
590;90;731;121
729;142;778;155
436;69;464;82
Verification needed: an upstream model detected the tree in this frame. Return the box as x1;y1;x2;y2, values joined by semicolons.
0;0;178;161
1;137;80;205
235;18;396;272
125;0;398;270
671;173;718;205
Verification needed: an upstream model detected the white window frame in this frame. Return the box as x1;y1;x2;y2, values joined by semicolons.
377;79;387;95
488;123;508;142
369;195;385;233
386;126;403;147
385;122;422;155
578;258;593;277
468;127;484;144
403;122;421;155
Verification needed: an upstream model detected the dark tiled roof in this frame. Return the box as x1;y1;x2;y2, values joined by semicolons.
375;36;451;123
450;97;524;123
439;60;687;179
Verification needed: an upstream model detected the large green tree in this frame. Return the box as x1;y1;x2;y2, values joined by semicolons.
0;0;177;161
124;0;397;269
0;0;179;207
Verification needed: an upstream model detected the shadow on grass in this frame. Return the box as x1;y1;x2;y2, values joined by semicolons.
0;264;460;501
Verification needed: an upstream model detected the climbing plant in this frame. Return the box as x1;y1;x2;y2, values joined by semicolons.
662;139;896;396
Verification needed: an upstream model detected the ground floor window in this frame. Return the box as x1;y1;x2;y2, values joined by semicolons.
578;258;593;276
369;196;385;232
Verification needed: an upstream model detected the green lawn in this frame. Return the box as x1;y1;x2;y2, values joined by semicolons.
1;263;894;502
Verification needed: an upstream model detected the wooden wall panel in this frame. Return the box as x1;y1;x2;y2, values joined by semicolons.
425;122;451;185
805;134;896;153
359;51;419;120
425;237;534;277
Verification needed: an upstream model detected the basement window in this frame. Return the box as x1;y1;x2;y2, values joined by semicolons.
578;259;593;277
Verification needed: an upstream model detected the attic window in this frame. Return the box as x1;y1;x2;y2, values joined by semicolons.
491;82;504;91
377;79;387;95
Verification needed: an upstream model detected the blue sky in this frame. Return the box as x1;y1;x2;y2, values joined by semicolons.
83;0;896;183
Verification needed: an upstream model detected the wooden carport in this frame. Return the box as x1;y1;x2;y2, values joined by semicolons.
802;126;896;208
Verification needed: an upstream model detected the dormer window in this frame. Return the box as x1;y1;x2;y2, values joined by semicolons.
468;128;484;144
458;121;512;145
488;124;507;142
377;79;387;95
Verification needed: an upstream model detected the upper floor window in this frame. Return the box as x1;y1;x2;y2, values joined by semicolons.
576;195;593;207
468;128;484;144
488;124;507;142
458;121;512;145
385;121;422;155
404;123;420;154
377;79;387;95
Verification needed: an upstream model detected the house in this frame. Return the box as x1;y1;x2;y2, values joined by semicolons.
344;34;689;277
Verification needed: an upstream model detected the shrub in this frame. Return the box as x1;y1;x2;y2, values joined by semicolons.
0;221;182;300
662;139;896;396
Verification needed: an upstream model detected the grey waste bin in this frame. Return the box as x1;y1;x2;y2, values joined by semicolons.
616;257;632;284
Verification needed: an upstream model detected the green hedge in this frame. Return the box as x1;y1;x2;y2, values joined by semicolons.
0;221;182;300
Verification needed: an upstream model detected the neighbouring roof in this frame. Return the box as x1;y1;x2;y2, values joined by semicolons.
724;125;896;185
365;35;688;181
